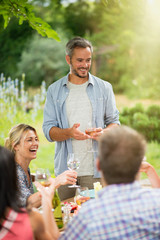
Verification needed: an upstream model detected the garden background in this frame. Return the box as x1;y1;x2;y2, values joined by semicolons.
0;0;160;178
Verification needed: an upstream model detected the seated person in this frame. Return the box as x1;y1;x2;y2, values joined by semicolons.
57;126;160;239
140;161;160;188
0;145;59;240
5;124;77;208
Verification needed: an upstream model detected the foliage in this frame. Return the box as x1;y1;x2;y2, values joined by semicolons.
64;0;99;37
120;103;160;142
90;0;160;98
146;142;160;176
1;0;160;99
0;16;33;79
0;0;60;40
17;33;69;86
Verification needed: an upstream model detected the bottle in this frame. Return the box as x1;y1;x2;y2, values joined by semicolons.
52;190;64;229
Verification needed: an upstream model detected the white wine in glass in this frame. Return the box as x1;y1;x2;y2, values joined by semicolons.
67;153;80;188
35;168;51;187
74;187;90;205
85;122;97;152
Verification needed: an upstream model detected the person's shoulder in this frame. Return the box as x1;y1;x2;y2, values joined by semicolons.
90;74;112;88
78;198;99;215
140;188;160;204
48;75;67;90
147;188;160;197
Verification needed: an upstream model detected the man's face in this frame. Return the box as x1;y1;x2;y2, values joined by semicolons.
67;47;92;78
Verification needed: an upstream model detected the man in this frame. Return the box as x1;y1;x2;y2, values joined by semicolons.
43;37;120;200
59;126;160;239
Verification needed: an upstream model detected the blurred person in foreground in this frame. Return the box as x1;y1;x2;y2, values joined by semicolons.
43;36;120;200
0;145;59;240
5;124;77;208
58;126;160;239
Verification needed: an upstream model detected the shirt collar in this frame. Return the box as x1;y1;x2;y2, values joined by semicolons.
88;72;94;85
16;162;30;174
62;72;94;87
62;73;70;86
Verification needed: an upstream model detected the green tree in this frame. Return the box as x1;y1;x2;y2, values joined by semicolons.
91;0;160;98
64;0;99;37
0;0;60;40
17;33;68;86
0;16;33;78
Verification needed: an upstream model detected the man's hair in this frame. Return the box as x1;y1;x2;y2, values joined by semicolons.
98;126;146;184
66;36;93;58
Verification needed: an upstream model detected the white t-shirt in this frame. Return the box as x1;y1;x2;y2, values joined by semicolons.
66;80;94;176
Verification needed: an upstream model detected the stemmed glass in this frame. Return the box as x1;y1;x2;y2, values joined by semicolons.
85;122;97;152
35;168;51;188
63;204;72;226
67;153;80;188
74;186;90;205
35;168;55;214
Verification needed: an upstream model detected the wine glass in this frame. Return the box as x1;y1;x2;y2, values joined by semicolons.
85;122;97;152
35;168;51;187
67;153;80;188
63;204;72;226
74;186;90;205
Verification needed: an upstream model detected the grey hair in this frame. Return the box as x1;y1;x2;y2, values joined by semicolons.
66;36;93;58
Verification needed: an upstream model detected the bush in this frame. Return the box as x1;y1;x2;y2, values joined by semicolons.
146;105;160;119
120;103;160;142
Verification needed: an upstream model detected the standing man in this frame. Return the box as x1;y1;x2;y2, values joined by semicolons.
43;37;120;200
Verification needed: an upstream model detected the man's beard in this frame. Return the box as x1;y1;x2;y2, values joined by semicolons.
71;64;90;78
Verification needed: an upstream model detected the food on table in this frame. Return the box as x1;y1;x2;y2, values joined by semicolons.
62;202;78;213
75;196;90;205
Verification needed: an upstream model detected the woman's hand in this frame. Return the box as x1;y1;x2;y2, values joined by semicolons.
34;178;55;207
34;178;60;239
140;162;153;174
139;162;160;188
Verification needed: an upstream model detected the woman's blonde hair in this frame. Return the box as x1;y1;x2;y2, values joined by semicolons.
5;124;38;154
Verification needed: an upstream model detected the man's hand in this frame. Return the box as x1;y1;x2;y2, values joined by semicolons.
89;127;103;141
89;124;119;141
70;123;91;140
55;170;77;188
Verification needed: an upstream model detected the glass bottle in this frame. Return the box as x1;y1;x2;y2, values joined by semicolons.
52;190;64;229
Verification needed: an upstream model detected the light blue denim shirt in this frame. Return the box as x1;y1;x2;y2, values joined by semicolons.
43;73;120;177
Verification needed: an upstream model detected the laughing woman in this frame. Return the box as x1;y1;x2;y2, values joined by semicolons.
5;124;77;208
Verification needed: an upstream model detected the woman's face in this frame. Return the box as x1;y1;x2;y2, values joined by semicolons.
14;130;39;161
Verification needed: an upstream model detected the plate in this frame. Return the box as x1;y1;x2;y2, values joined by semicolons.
81;189;95;199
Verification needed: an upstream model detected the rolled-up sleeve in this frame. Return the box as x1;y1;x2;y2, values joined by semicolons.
43;86;59;142
104;83;120;126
